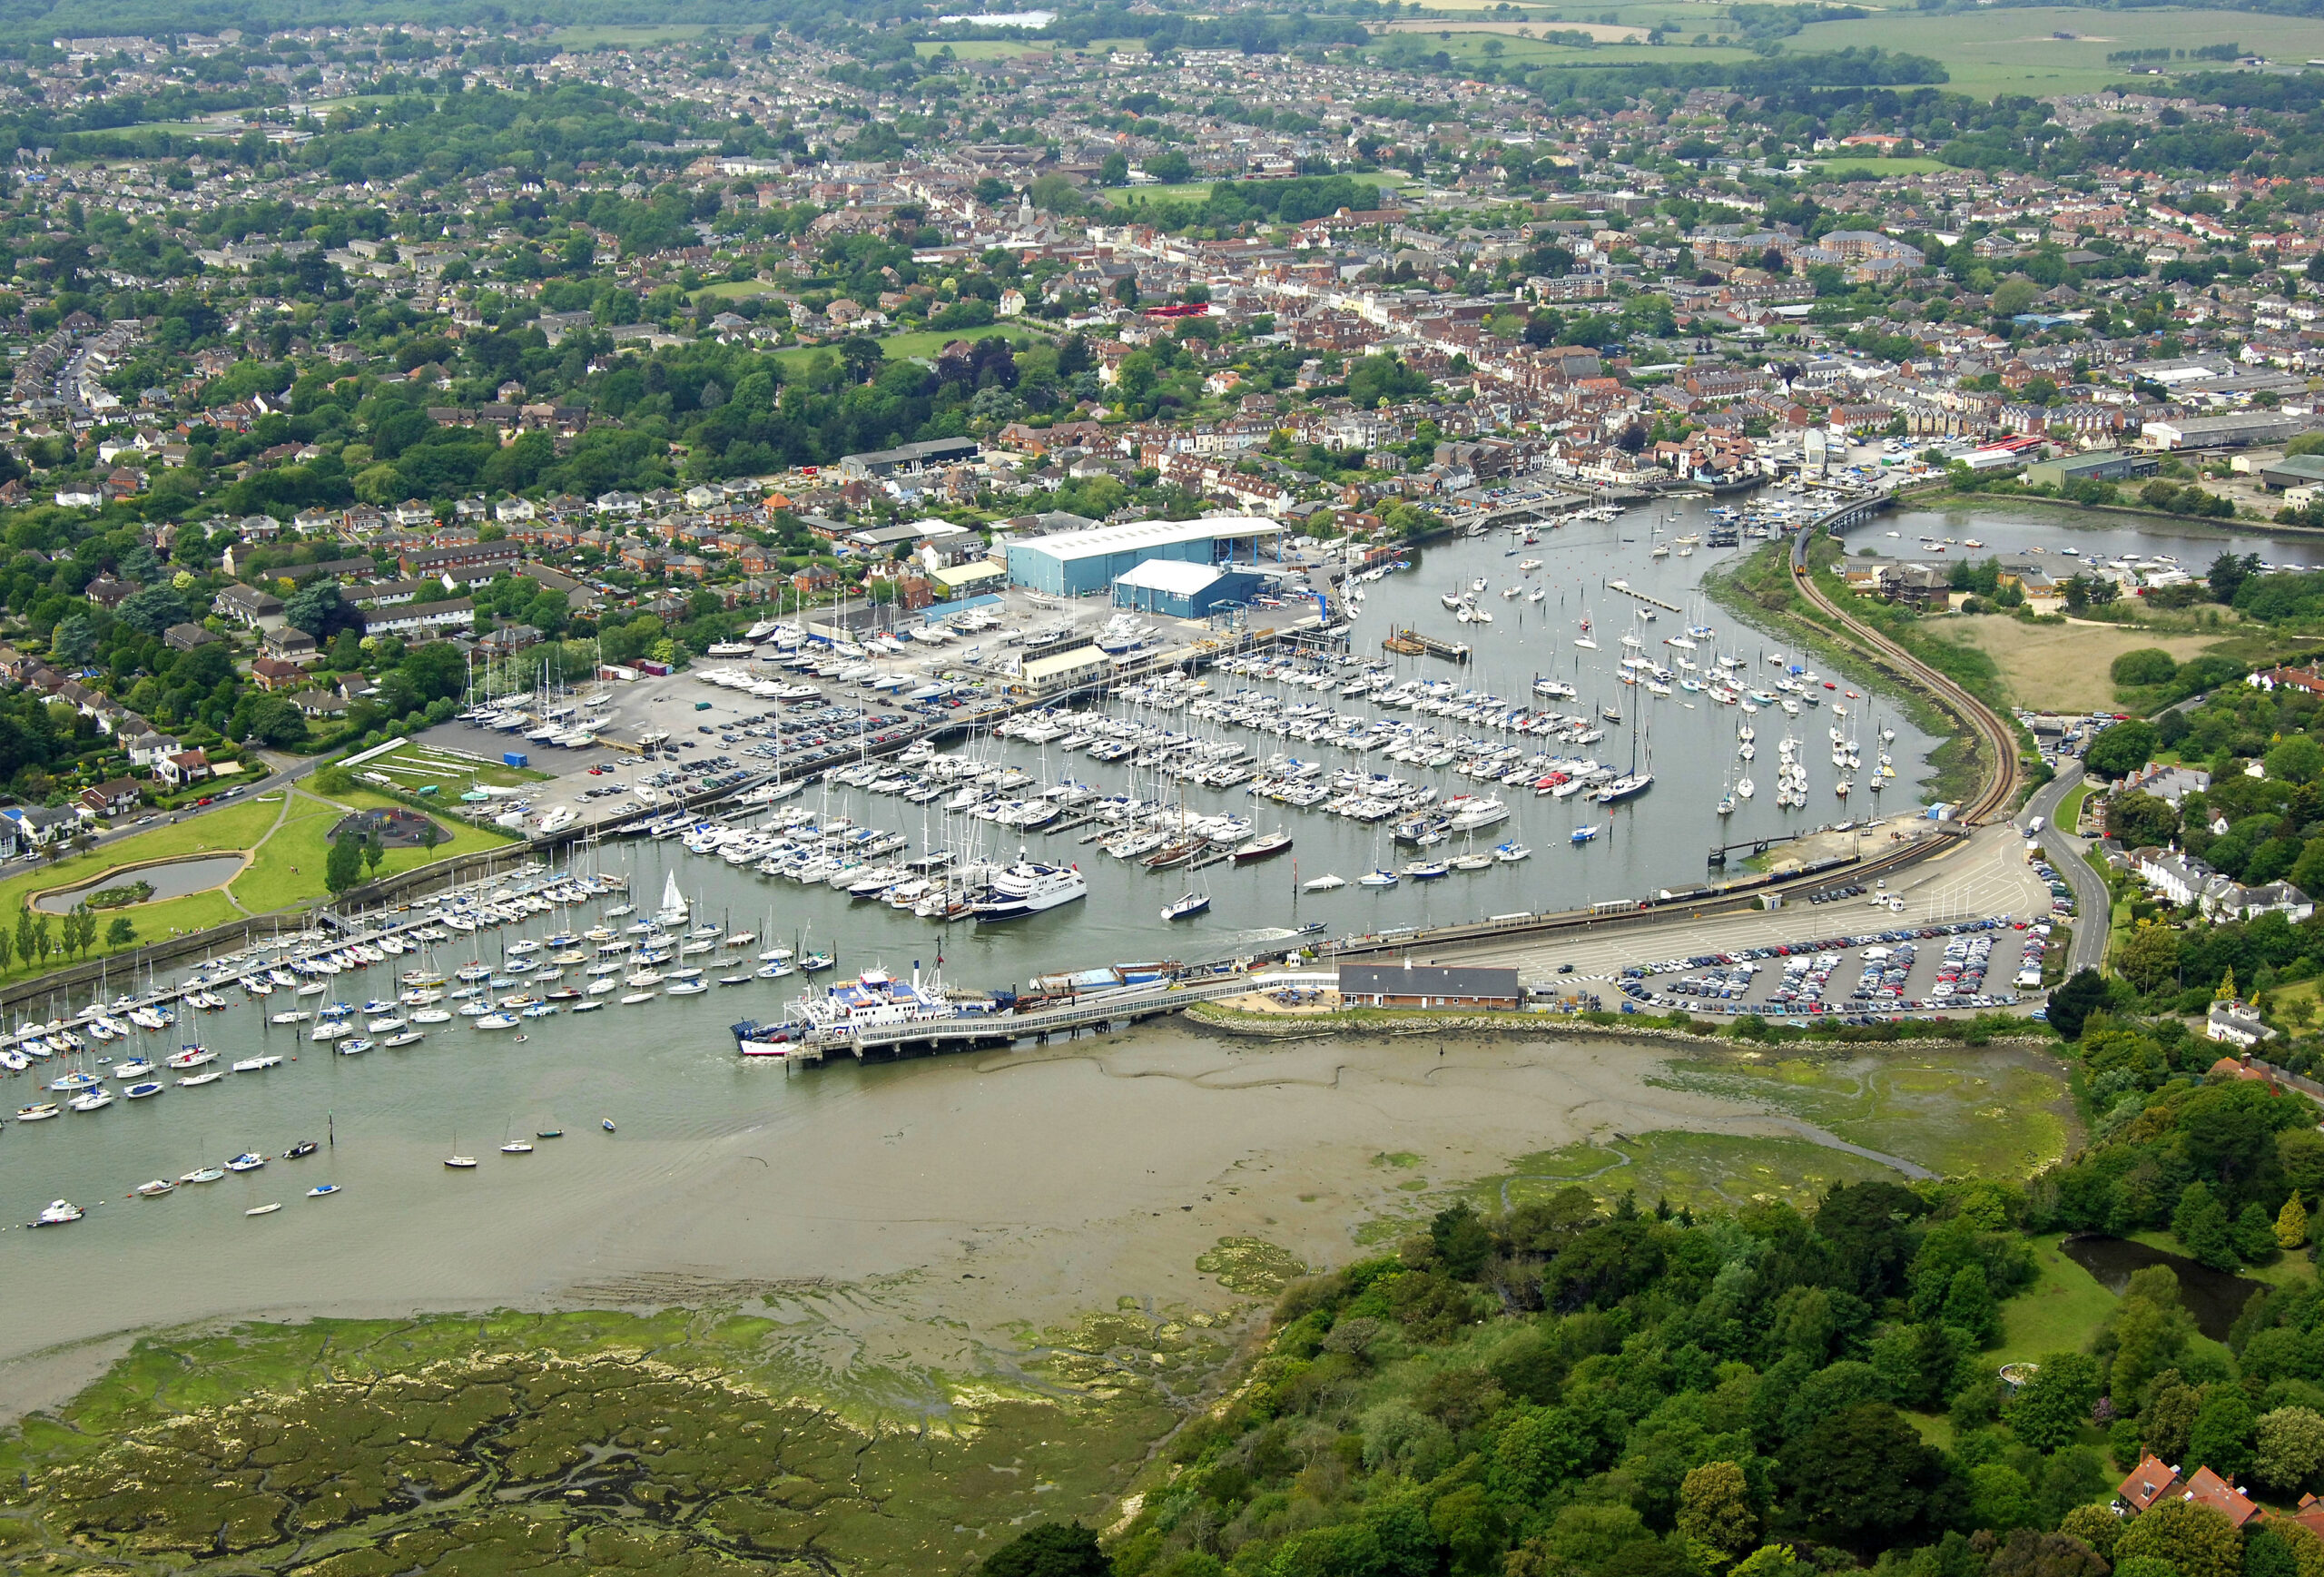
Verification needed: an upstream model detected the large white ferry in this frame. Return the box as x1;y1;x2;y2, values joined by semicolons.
770;965;1010;1050
970;854;1088;921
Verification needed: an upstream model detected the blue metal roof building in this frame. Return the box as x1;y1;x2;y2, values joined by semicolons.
1004;515;1281;596
1110;560;1266;619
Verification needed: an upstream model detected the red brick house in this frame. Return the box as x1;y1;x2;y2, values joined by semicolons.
251;655;307;691
78;777;142;816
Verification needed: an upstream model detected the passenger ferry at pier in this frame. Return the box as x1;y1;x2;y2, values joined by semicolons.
773;965;1010;1050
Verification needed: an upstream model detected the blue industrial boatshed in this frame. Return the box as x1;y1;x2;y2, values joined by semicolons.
1003;515;1282;596
1109;559;1266;619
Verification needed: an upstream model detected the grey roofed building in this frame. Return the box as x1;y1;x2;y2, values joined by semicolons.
1337;962;1522;1008
838;436;980;479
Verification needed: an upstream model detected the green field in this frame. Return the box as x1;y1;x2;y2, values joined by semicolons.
1809;155;1955;177
770;323;1044;375
222;785;507;914
913;38;1045;58
547;24;712;47
1794;5;2324;99
363;741;550;793
688;279;783;305
1994;1232;2122;1368
0;797;282;952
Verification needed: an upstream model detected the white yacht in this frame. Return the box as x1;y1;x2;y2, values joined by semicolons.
971;854;1088;920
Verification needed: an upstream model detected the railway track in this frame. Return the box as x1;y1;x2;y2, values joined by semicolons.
1788;511;2021;825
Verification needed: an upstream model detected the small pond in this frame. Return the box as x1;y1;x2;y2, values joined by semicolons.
34;853;246;914
2061;1234;2271;1342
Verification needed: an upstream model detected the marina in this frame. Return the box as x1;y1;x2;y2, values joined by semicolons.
1;490;2303;1260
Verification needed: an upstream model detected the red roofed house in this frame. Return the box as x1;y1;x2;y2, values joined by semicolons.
2183;1465;2264;1529
2119;1455;2181;1514
2116;1456;2262;1529
251;655;308;692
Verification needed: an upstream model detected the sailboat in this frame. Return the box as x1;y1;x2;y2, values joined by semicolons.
656;870;688;928
1574;611;1598;650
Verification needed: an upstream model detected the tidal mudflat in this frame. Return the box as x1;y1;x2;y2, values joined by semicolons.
0;1030;2068;1572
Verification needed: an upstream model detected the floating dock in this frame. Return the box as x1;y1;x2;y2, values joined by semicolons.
1384;627;1472;663
1601;579;1682;614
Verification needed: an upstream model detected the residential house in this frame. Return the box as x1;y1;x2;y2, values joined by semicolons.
250;655;308;691
163;622;221;653
2116;1457;2261;1529
361;598;475;637
154;747;211;788
399;541;521;585
262;626;318;661
213;583;285;628
287;690;350;720
2121;760;2212;806
1;803;76;846
77;777;142;817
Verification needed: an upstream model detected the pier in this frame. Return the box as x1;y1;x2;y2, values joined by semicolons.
1600;579;1682;615
1704;828;1815;867
783;973;1265;1063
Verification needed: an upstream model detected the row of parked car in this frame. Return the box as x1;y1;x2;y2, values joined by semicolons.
1616;917;2034;1018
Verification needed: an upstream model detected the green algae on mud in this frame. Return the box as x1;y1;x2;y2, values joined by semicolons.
1193;1237;1307;1296
1644;1048;2072;1181
0;1300;1212;1575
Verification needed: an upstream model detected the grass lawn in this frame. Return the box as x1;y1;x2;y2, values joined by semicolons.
366;743;550;791
0;797;283;966
227;786;510;914
1994;1233;2121;1368
1796;5;2324;99
2060;779;2093;835
0;785;515;976
770;324;1044;374
912;39;1043;58
689;280;783;304
1808;156;1955;177
548;24;710;46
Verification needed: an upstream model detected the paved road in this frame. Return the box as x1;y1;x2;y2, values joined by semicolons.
2022;763;2109;977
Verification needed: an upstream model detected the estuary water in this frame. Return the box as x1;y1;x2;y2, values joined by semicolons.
0;496;2315;1365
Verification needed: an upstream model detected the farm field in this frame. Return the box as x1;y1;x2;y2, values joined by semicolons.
1793;6;2324;99
1930;615;2227;714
